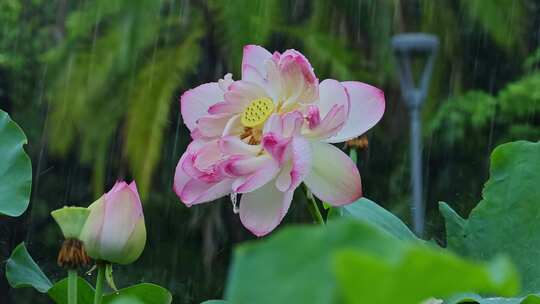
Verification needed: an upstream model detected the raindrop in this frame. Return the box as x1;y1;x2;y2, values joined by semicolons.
86;264;97;276
230;193;239;214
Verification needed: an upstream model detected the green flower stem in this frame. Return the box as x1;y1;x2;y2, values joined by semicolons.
349;148;358;164
68;269;77;304
304;186;325;225
93;263;106;304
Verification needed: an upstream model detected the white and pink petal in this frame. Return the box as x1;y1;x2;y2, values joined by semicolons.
232;163;280;193
262;133;291;165
178;178;234;206
304;104;347;140
181;83;225;131
239;182;294;237
196;114;234;138
227;155;280;193
174;152;233;207
242;45;272;80
317;79;350;117
242;64;266;88
275;136;312;192
274;49;319;105
208;102;245;115
219;136;261;156
303;141;362;206
224;154;275;177
327;81;385;143
222;114;243;137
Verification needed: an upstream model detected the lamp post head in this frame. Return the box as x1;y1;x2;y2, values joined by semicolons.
391;33;439;54
391;33;439;109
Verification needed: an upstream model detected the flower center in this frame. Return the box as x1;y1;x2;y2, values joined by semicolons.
241;97;274;128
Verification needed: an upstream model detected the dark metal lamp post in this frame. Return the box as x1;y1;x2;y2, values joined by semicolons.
391;33;439;237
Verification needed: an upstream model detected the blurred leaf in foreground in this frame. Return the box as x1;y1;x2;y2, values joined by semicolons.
225;219;518;304
328;197;420;242
440;141;540;294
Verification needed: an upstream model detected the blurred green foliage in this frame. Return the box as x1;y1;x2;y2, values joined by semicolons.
44;0;204;195
429;72;540;145
1;0;539;303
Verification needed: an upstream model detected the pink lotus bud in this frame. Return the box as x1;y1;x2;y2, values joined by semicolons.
80;181;146;264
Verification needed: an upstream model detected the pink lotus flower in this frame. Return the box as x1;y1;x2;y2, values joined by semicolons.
174;45;385;236
80;181;146;264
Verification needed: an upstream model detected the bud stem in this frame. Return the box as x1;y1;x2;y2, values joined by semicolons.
93;263;105;304
303;184;325;225
68;269;77;304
